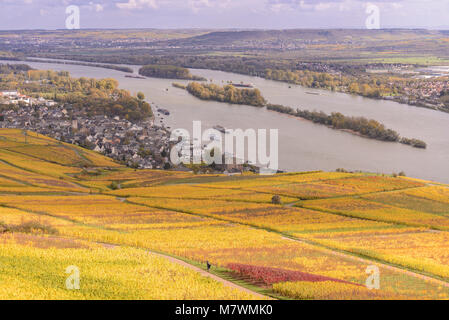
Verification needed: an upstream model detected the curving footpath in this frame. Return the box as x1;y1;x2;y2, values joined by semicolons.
149;251;272;299
96;241;271;299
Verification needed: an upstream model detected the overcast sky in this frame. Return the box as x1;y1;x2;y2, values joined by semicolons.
0;0;448;30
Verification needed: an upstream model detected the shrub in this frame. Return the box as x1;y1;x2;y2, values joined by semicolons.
0;221;8;233
109;181;119;190
271;195;282;205
227;263;350;285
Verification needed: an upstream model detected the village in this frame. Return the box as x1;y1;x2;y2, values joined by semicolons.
0;90;254;173
0;90;173;170
398;79;449;111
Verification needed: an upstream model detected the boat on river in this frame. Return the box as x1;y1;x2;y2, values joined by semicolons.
125;75;146;79
229;82;255;89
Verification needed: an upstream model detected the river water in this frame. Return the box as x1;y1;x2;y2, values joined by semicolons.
2;59;449;183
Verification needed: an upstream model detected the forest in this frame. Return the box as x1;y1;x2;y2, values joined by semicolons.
139;65;205;80
186;82;266;107
267;104;427;148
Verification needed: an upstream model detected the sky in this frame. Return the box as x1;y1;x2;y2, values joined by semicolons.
0;0;448;30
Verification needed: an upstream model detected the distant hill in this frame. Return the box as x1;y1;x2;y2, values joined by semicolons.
165;28;447;47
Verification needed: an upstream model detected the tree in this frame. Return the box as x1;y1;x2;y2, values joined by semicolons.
137;92;145;100
271;195;282;205
109;182;119;190
348;83;360;94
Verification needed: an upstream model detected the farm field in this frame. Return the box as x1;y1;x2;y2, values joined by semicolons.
1;129;449;300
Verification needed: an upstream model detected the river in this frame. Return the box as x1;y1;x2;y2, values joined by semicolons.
2;59;449;183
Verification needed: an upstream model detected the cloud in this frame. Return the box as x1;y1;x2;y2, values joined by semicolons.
87;2;104;12
116;0;158;10
265;0;341;12
188;0;210;13
186;0;236;13
0;0;447;29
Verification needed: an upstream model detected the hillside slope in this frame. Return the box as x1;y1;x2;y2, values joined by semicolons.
1;129;449;300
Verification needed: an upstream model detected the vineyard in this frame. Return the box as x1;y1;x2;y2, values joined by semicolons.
1;129;449;300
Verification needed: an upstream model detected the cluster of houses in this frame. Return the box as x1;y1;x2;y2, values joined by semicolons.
384;79;449;111
0;103;173;170
402;80;449;107
0;90;57;107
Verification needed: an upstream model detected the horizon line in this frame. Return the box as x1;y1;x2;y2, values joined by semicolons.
1;27;449;32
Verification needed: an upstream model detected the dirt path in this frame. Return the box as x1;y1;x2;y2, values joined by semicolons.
282;236;449;289
149;251;271;299
285;200;301;207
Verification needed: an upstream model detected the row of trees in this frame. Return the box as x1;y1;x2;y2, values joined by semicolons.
400;137;427;149
264;68;407;98
267;104;426;148
186;82;266;107
139;65;205;80
298;109;401;142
